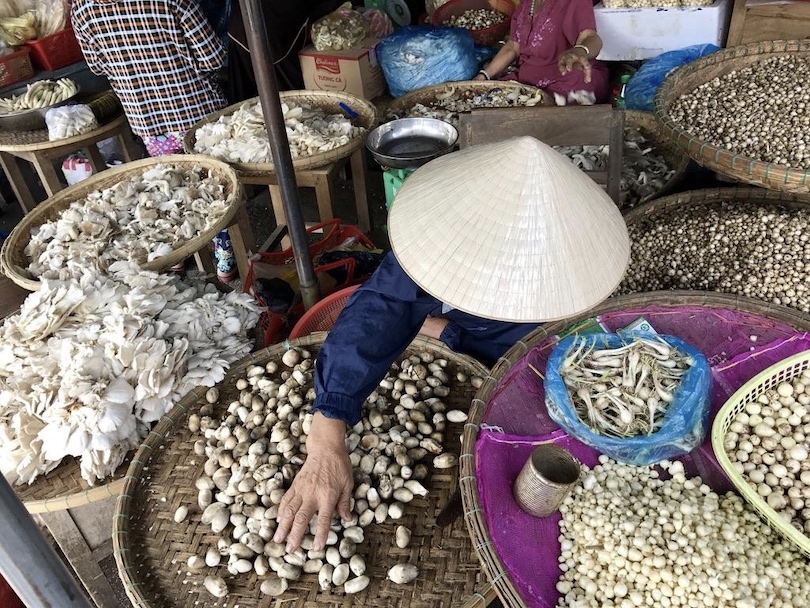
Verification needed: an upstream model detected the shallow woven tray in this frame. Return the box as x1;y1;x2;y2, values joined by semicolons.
655;39;810;193
712;351;810;558
460;291;810;608
184;90;377;176
115;333;493;608
0;155;244;291
625;110;689;204
385;80;551;118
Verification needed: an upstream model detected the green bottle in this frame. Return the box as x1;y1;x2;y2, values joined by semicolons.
615;74;631;109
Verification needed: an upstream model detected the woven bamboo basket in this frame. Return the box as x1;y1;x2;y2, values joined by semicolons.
114;333;494;608
655;39;810;193
460;291;810;608
184;90;377;176
712;351;810;558
625;110;689;204
385;80;551;119
0;155;244;291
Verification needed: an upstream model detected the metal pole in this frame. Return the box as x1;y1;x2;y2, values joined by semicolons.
0;476;93;608
239;0;320;309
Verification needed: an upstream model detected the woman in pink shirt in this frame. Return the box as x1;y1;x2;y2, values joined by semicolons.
475;0;609;105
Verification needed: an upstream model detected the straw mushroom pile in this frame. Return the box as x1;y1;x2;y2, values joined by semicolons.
557;457;810;608
444;8;507;30
25;164;233;281
186;346;480;598
0;264;261;486
723;370;810;535
193;100;365;165
619;202;810;312
668;56;810;170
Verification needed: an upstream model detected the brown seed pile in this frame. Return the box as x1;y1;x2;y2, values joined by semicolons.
668;56;810;170
618;202;810;312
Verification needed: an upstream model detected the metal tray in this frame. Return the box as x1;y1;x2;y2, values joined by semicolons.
0;82;81;132
366;117;459;169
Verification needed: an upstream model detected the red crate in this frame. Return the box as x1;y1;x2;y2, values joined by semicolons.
26;26;84;72
0;47;34;89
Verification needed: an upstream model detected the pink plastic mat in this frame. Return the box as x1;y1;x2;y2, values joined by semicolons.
475;305;810;608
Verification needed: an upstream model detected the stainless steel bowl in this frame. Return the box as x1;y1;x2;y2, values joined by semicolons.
366;118;459;169
0;83;81;132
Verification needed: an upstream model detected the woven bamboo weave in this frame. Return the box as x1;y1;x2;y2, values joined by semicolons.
184;90;377;176
624;110;689;204
115;333;493;608
0;155;244;291
386;80;550;118
655;39;810;193
0;111;128;150
460;291;810;608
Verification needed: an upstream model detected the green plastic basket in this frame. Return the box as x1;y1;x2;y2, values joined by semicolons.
711;350;810;558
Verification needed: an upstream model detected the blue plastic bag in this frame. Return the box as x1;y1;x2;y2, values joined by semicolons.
625;44;721;112
377;26;478;97
544;332;711;466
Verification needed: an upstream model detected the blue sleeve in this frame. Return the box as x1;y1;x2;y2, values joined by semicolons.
312;253;440;425
439;315;540;367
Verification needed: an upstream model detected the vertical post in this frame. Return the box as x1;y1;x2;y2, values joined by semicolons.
0;476;93;608
238;0;320;309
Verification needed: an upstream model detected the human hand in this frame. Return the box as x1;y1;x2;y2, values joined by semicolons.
558;47;592;83
473;73;487;81
273;413;353;552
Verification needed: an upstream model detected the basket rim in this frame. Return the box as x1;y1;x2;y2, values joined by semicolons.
460;290;810;608
114;332;490;608
183;90;378;176
0;154;244;291
653;39;810;192
710;350;810;557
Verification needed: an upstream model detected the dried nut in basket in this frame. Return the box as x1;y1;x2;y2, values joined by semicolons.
396;525;411;549
173;505;188;523
344;575;370;594
332;563;350;586
387;563;420;584
349;554;366;576
260;576;288;597
447;409;468;423
319;564;334;590
433;453;458;469
203;575;228;598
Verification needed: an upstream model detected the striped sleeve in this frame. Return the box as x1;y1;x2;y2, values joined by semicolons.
176;0;226;74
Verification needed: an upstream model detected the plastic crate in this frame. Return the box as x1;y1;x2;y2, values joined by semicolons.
711;350;810;558
26;26;84;72
383;167;415;211
0;47;34;89
289;284;360;338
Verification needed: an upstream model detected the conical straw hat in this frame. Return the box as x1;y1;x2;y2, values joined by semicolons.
387;136;630;322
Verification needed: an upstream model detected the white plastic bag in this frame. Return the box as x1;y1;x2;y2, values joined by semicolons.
45;104;99;141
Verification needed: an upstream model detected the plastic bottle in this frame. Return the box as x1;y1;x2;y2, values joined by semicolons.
615;74;631;109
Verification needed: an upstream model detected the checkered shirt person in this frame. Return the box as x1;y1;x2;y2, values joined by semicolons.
71;0;228;140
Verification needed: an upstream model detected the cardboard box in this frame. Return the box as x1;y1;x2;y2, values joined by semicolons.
299;38;386;100
594;0;732;61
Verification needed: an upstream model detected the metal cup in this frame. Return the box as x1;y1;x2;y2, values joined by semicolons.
513;444;581;518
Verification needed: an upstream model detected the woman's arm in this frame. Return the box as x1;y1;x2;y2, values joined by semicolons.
177;0;226;73
475;39;520;80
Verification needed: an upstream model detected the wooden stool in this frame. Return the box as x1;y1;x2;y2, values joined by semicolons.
241;147;371;234
0;113;141;213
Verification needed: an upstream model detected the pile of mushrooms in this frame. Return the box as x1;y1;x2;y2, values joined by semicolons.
182;346;481;599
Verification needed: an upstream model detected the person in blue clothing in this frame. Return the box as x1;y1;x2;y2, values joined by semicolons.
273;136;632;552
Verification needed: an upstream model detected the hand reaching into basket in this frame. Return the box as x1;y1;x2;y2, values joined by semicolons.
274;413;354;552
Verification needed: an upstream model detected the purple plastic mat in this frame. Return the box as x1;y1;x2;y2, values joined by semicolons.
476;305;810;607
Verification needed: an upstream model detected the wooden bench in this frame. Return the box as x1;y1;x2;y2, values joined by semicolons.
458;105;625;205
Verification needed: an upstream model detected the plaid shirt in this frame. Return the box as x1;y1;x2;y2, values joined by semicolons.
72;0;228;138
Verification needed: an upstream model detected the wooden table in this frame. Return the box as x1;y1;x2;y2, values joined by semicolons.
240;148;372;235
727;0;810;46
0;113;140;213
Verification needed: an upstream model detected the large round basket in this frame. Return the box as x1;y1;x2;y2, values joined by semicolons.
625;110;689;205
0;155;244;292
460;291;810;608
114;333;495;608
655;39;810;193
184;90;377;177
385;80;551;119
